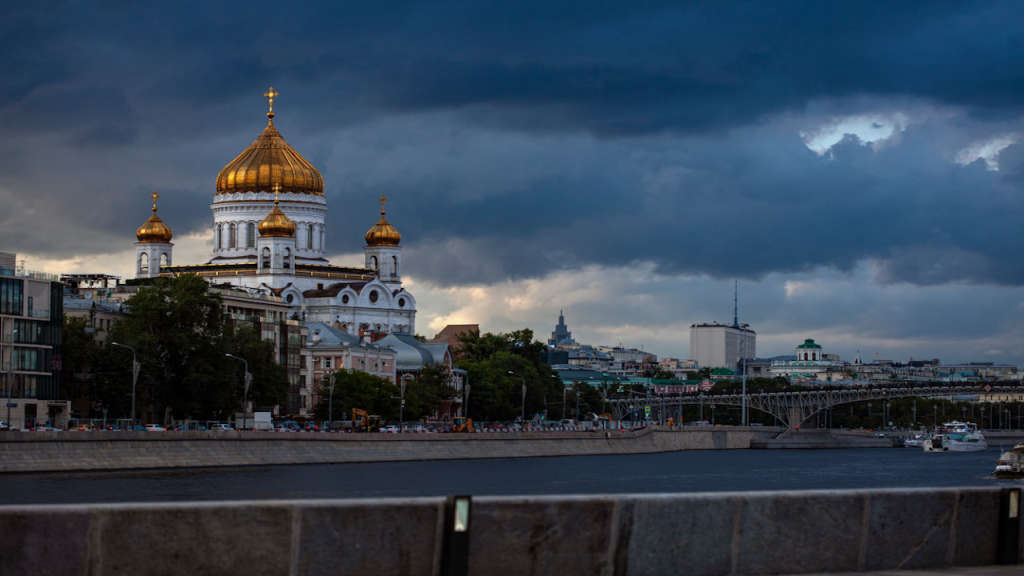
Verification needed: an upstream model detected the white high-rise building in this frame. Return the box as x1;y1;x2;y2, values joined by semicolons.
689;322;756;369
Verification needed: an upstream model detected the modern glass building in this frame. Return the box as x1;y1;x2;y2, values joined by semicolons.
0;252;66;428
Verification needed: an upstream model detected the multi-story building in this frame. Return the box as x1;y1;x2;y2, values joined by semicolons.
0;252;69;428
689;322;756;369
300;322;396;417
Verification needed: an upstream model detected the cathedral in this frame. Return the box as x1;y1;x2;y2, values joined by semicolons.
133;87;417;337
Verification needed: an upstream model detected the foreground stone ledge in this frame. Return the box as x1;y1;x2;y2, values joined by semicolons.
0;488;1014;575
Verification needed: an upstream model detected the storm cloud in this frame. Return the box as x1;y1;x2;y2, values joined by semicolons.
3;1;1024;360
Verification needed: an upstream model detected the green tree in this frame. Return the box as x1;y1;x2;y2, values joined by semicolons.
314;369;399;421
455;329;564;421
403;363;457;420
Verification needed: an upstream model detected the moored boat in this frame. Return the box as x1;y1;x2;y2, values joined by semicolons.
994;443;1024;478
923;421;987;453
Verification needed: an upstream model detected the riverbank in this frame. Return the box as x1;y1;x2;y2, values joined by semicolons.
0;426;783;473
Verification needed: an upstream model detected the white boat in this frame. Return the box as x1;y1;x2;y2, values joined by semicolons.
923;421;987;452
903;434;926;448
994;443;1024;478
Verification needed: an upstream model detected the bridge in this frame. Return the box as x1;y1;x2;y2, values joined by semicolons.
607;382;1024;428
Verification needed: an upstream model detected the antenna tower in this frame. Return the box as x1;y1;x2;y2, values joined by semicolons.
733;280;739;328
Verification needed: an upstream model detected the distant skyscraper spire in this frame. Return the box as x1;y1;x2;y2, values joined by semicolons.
733;280;739;328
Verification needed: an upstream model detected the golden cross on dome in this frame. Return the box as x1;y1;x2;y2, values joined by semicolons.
273;183;281;204
379;194;388;215
151;191;159;213
264;85;279;119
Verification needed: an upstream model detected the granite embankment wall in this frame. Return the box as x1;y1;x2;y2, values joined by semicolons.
2;487;1020;575
0;427;782;473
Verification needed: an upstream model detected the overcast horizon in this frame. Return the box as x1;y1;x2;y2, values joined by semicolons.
3;2;1024;365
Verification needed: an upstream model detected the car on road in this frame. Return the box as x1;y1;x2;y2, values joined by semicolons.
143;424;166;432
380;424;400;433
211;423;233;431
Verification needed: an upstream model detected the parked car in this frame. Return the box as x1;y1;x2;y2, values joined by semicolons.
143;424;166;432
211;423;233;431
380;424;400;434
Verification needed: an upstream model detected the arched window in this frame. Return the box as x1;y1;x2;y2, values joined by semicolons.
229;223;237;249
246;223;255;248
307;225;313;250
392;255;398;277
261;247;271;270
139;252;149;274
284;247;292;270
320;229;324;251
216;224;222;250
370;256;378;270
160;253;169;267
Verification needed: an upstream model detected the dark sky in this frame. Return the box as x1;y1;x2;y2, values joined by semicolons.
3;1;1023;361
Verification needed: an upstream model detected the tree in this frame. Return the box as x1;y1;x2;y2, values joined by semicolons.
403;363;457;420
105;274;286;422
455;329;564;421
314;369;399;421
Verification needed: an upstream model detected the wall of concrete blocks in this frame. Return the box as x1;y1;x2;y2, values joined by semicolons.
0;427;781;473
0;487;1018;575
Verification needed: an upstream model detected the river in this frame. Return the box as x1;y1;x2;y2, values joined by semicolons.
0;447;1017;505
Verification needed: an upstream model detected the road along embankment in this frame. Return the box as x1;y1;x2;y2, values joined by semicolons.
0;426;781;473
1;487;1020;575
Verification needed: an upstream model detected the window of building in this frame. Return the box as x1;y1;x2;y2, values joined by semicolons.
341;294;349;304
392;255;398;277
369;290;378;303
246;223;255;248
138;253;149;275
369;256;377;270
229;223;237;249
261;247;271;269
398;298;405;308
307;225;313;250
216;224;222;250
160;253;169;267
283;248;291;270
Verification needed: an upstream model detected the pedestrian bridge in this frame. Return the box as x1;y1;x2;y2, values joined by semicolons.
608;382;1024;428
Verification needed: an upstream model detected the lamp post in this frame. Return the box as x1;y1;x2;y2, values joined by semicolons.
508;370;526;422
327;371;335;426
225;353;250;431
111;342;138;428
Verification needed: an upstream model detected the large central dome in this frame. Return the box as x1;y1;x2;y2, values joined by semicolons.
215;87;324;195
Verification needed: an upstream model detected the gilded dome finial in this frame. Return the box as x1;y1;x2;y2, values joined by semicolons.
365;196;401;246
263;85;279;120
137;190;173;243
258;182;296;238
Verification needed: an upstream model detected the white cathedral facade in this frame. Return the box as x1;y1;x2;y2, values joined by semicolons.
133;87;417;337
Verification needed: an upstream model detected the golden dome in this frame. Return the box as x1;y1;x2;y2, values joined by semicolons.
215;86;324;195
365;195;401;246
136;192;173;243
258;185;297;238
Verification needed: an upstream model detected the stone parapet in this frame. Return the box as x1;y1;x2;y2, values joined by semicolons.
0;487;1018;575
0;427;781;473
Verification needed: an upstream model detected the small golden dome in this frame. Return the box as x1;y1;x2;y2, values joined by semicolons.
136;192;173;243
365;195;401;246
259;185;297;238
215;86;324;195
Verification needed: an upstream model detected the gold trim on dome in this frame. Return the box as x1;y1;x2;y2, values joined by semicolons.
215;87;324;196
364;194;401;246
258;184;297;238
136;191;174;243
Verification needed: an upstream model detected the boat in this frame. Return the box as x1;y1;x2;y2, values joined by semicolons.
923;421;987;452
903;433;926;448
994;443;1024;478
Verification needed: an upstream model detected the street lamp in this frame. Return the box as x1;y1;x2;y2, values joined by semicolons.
327;371;335;427
225;353;251;431
508;370;526;422
110;342;139;428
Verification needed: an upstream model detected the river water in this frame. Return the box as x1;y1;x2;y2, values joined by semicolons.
0;447;1018;505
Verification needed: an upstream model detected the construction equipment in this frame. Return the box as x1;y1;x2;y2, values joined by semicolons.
452;417;474;433
351;409;382;432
